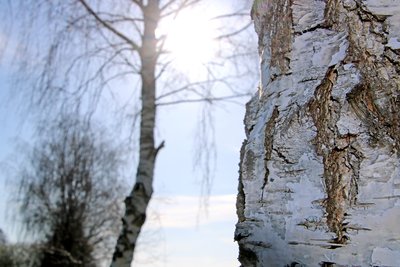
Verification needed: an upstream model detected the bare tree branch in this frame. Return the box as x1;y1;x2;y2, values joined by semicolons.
211;12;249;20
156;79;221;100
160;0;202;18
156;93;251;106
215;21;252;40
130;0;144;8
77;0;141;50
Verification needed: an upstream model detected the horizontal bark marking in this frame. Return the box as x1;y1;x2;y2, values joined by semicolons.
288;240;345;249
247;241;272;249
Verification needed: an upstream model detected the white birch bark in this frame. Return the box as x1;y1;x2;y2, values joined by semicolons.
110;1;161;266
236;0;400;266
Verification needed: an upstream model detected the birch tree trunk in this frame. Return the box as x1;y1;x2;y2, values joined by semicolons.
110;1;161;266
235;0;400;266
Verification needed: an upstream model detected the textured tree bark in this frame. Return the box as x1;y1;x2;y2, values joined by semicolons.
110;1;161;266
236;0;400;266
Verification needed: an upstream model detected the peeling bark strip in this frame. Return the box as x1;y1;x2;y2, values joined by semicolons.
308;66;339;157
307;67;359;244
236;140;248;223
237;0;400;266
262;107;279;195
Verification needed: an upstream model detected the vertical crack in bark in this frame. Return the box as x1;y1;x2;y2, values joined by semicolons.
323;150;350;244
237;140;248;223
309;67;339;156
347;147;363;206
308;66;361;245
261;107;279;199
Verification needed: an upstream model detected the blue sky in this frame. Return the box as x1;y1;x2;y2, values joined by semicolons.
131;97;247;266
0;70;247;266
0;1;254;266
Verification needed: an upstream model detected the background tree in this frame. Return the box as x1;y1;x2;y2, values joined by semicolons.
0;229;15;267
0;230;41;267
17;115;125;267
0;244;41;267
3;0;256;266
0;229;5;245
236;0;400;266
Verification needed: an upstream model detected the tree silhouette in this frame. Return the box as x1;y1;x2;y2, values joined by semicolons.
18;116;124;267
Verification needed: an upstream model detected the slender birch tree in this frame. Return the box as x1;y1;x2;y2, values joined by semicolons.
3;0;256;266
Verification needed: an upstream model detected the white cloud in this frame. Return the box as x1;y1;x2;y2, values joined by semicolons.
134;194;239;267
145;194;237;229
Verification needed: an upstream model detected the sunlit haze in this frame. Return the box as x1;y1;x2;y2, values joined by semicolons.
158;9;219;76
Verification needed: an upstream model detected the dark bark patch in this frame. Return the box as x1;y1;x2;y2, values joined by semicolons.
343;1;400;152
324;0;341;29
320;262;336;267
308;67;363;245
236;180;245;223
256;0;293;75
286;262;304;267
238;245;258;267
347;84;383;126
347;83;400;151
261;107;279;197
308;66;339;154
323;150;350;243
237;140;247;223
268;0;293;74
244;149;256;181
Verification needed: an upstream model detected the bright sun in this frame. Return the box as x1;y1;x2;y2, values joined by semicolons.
158;9;218;76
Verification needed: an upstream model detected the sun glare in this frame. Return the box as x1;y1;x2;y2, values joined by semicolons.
158;10;218;76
